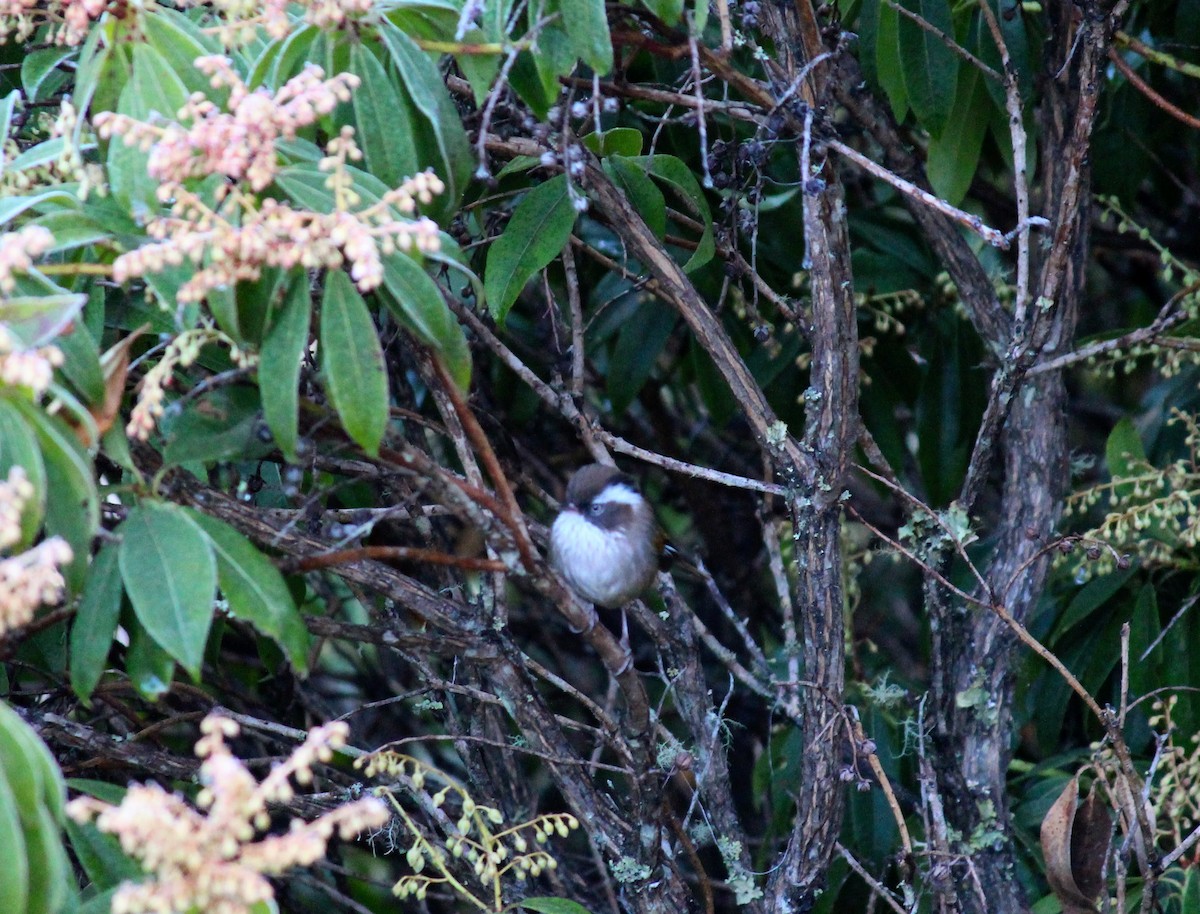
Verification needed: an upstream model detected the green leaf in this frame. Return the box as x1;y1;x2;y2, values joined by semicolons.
186;511;310;674
0;290;87;348
17;795;68;914
69;545;123;704
603;157;666;239
118;502;217;679
140;8;221;96
0;708;43;815
207;284;242;346
268;25;320;87
28;209;111;255
108;44;189;213
378;21;473;211
517;899;596;914
627;155;714;271
126;621;176;699
379;252;471;390
349;44;419;190
582;127;643;158
1049;566;1136;642
484;175;577;322
259;274;310;462
21;49;76;102
875;1;908;122
9;401;98;592
0;190;82;232
0;400;46;551
162;386;273;466
608;300;676;414
64;818;141;890
0;90;18;155
1105;417;1146;479
0;703;66;824
558;0;612;74
55;323;105;406
926;62;990;206
640;0;683;27
0;766;29;914
320;270;390;455
896;0;958;138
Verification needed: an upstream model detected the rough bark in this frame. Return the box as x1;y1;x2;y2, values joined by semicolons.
927;5;1120;912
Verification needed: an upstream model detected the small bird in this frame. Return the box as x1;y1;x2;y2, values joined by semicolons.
549;464;668;608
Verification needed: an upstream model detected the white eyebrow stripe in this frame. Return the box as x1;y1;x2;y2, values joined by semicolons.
593;483;642;507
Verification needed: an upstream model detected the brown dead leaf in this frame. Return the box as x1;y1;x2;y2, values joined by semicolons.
1040;776;1107;914
87;324;149;443
1071;788;1112;902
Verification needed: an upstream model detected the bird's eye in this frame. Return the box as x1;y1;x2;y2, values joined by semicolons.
588;502;604;515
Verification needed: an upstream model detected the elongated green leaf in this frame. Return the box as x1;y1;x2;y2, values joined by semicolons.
55;322;105;405
268;25;320;88
0;291;87;349
21;49;75;103
186;511;310;674
69;545;123;704
378;21;472;210
558;0;612;74
65;818;142;890
0;709;41;815
0;401;46;551
0;90;18;173
609;300;676;414
0;767;28;914
27;210;109;256
926;63;990;205
320;271;389;455
379;252;471;390
17;798;67;914
10;401;98;592
0;704;66;830
118;503;217;679
518;899;595;914
349;44;419;190
604;156;666;238
896;0;958;138
126;621;176;699
627;155;714;271
875;1;908;121
260;274;310;462
484;175;577;322
140;8;221;96
108;44;189;212
0;190;81;230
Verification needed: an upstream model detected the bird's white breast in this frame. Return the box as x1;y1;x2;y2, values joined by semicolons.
550;511;643;607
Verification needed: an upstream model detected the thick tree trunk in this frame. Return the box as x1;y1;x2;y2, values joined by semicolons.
927;4;1116;911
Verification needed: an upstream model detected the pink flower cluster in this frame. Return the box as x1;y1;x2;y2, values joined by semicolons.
0;0;106;45
0;324;64;401
67;715;390;914
0;468;72;635
0;226;54;293
96;59;359;196
96;60;445;303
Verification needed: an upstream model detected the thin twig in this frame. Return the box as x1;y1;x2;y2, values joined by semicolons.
828;139;1011;248
291;545;509;574
979;0;1034;326
883;0;1000;82
1109;47;1200;131
836;843;909;914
